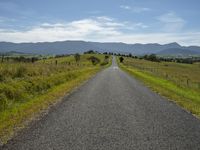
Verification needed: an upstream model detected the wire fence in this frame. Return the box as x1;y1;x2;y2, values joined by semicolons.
128;63;200;91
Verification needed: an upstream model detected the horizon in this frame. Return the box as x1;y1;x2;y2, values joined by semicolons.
0;40;185;46
0;0;200;46
0;40;197;47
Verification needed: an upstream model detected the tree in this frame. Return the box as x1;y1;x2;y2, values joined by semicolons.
143;54;159;62
74;53;80;62
88;56;100;65
119;56;124;63
148;54;159;62
143;55;148;60
105;55;109;59
128;53;132;57
84;50;95;54
31;57;38;63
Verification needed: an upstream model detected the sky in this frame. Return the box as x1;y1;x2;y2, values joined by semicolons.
0;0;200;45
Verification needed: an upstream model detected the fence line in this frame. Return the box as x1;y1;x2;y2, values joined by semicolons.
128;63;200;90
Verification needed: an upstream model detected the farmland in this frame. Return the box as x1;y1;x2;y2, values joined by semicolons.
0;54;110;143
118;57;200;117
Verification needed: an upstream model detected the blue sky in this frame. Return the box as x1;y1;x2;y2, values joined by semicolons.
0;0;200;45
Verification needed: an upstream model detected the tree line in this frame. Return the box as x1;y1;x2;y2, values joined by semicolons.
103;52;200;64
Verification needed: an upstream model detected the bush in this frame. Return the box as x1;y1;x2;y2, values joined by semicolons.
74;53;80;62
119;57;124;63
88;56;100;65
148;54;159;62
84;50;96;54
0;81;29;103
105;55;109;59
142;54;160;62
100;55;110;66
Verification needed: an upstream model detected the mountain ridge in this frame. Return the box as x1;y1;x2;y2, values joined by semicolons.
157;48;199;55
0;41;200;55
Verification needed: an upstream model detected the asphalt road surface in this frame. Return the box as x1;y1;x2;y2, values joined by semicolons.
2;57;200;150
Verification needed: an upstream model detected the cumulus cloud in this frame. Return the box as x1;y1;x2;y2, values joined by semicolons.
0;16;199;46
0;16;145;42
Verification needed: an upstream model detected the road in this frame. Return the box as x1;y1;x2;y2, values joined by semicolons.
2;57;200;150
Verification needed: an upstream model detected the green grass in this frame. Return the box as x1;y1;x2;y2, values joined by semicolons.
0;54;111;144
118;57;200;118
121;58;200;92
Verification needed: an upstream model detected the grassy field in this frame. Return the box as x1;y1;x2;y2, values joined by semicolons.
0;54;110;144
118;57;200;118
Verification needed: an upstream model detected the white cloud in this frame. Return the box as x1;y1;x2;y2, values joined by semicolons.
110;32;200;46
96;16;114;22
157;12;186;32
0;17;122;42
120;5;151;13
133;23;148;29
120;5;131;10
0;16;199;46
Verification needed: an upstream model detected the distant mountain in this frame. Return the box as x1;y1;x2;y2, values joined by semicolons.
185;46;200;53
0;41;200;56
157;48;200;56
0;51;24;55
0;41;99;55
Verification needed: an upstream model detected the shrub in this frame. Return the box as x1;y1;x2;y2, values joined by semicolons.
119;57;124;63
0;82;28;102
100;55;109;66
105;55;109;59
74;53;80;62
88;56;100;65
148;54;159;62
84;50;96;54
142;54;160;62
128;53;132;57
0;85;16;100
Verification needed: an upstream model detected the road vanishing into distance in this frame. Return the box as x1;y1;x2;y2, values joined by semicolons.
2;57;200;150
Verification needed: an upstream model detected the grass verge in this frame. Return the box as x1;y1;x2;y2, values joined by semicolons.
0;54;111;144
118;60;200;118
0;67;101;145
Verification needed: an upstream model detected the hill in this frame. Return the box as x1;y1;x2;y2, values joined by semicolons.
157;48;200;56
0;41;200;55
